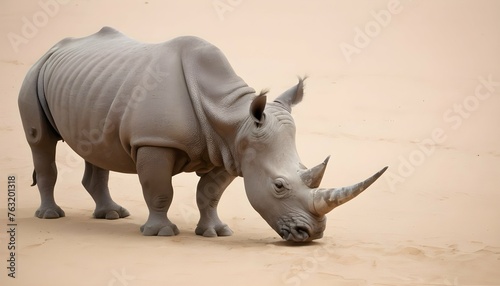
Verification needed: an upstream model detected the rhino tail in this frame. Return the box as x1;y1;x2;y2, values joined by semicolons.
31;169;37;186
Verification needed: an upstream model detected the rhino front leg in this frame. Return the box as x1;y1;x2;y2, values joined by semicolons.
82;161;130;219
195;167;235;237
136;146;179;236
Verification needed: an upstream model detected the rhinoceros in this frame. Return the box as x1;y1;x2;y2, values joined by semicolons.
18;27;387;242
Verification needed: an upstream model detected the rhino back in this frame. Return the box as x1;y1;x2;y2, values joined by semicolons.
41;27;205;173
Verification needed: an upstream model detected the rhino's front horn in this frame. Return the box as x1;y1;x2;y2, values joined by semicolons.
310;166;388;216
300;156;330;188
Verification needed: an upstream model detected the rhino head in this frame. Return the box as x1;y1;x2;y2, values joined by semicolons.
237;78;387;242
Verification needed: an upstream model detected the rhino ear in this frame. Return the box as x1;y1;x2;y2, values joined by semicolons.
274;77;306;112
250;93;267;125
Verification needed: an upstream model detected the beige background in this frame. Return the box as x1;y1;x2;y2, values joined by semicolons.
1;0;499;285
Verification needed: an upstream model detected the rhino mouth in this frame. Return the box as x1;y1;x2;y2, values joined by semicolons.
277;216;323;242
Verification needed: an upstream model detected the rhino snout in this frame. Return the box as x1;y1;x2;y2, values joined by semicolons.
280;226;311;242
276;215;325;242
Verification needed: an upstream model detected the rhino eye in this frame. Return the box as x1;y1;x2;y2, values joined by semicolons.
274;180;284;190
273;178;290;198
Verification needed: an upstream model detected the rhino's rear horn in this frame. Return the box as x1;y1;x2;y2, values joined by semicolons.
274;77;306;112
310;166;388;216
300;156;330;188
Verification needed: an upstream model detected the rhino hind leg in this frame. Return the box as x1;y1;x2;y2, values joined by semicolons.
82;161;130;220
136;146;179;236
195;167;235;237
19;74;64;219
30;133;65;219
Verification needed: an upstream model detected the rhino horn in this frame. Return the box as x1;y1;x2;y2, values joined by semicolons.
300;156;330;188
310;166;388;216
274;77;306;112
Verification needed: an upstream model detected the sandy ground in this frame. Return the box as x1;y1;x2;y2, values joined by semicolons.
1;0;499;285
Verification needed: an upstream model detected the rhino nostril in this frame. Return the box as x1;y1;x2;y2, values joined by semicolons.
296;226;310;237
288;226;310;241
280;229;290;240
279;223;312;242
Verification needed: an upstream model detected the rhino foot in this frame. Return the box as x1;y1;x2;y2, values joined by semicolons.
195;224;233;237
93;206;130;220
140;221;180;236
35;205;65;219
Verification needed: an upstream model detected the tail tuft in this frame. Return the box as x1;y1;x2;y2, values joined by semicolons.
31;169;37;186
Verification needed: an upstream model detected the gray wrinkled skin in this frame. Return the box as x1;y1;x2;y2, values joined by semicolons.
18;27;387;242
